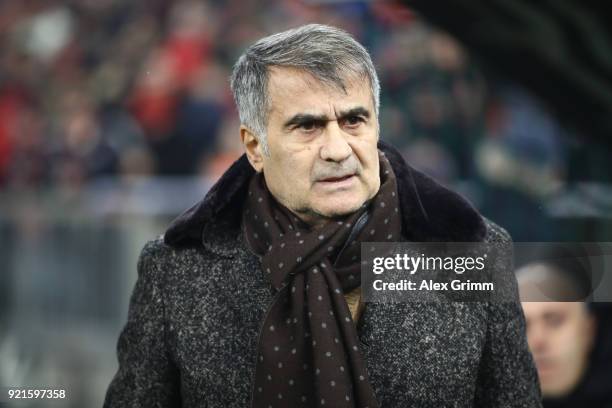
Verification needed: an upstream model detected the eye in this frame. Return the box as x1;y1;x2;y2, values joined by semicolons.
300;121;316;131
343;115;365;128
296;120;324;133
544;312;565;329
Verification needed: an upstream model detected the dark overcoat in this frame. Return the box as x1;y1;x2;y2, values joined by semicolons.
104;141;542;407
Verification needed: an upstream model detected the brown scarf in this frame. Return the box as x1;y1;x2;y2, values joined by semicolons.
243;153;401;408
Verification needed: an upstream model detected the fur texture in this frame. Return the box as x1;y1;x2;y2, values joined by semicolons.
164;140;487;247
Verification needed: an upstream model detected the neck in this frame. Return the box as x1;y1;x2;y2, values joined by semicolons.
290;208;333;230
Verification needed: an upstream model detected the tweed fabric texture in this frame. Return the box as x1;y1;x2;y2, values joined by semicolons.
103;141;542;408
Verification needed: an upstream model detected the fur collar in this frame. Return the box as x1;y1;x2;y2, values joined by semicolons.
164;141;486;248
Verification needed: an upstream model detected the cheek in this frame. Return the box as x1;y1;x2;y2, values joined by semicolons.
569;328;594;361
554;324;588;361
363;151;380;192
285;149;312;176
270;149;313;192
351;140;379;171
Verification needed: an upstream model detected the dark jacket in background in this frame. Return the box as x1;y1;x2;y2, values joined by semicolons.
543;304;612;408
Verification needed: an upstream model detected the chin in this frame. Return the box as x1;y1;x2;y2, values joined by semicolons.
314;198;367;218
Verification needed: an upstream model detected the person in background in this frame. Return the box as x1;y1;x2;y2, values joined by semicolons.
517;251;612;408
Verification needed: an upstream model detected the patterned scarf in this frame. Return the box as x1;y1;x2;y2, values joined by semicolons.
243;153;401;408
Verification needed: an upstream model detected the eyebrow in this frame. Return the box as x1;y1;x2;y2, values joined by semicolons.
282;107;371;129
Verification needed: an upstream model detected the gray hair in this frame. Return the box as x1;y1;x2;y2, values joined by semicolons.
230;23;380;155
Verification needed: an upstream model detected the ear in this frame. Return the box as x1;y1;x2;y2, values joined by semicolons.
240;125;264;172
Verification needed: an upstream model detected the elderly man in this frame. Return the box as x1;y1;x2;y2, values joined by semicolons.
104;24;541;407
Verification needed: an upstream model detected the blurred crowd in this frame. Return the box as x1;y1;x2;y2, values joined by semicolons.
2;0;607;195
0;0;415;191
0;0;243;189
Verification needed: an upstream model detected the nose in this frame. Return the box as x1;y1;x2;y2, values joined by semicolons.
320;121;352;162
527;322;548;354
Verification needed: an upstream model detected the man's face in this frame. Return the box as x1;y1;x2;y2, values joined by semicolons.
521;301;596;398
244;67;380;226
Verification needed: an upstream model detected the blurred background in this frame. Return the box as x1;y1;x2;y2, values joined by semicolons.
0;0;610;407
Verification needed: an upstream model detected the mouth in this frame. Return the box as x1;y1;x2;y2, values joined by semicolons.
315;174;357;190
318;174;355;183
534;358;555;374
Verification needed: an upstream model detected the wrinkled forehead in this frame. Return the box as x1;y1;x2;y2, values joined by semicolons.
266;66;375;118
